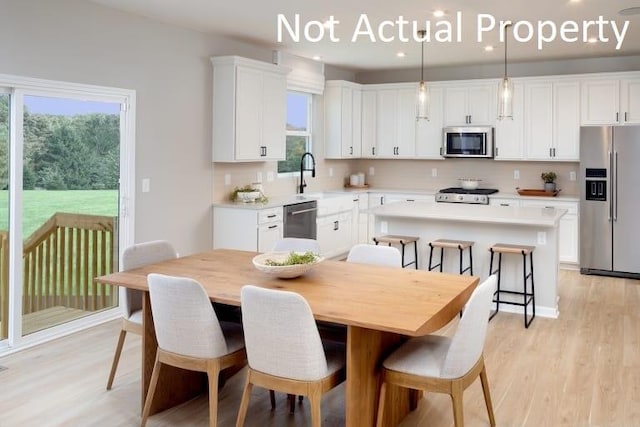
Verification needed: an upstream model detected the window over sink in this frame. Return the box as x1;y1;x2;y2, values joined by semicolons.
278;91;313;174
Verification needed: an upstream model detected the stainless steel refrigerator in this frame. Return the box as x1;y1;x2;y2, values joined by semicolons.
580;126;640;278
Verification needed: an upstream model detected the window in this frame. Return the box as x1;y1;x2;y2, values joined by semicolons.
278;92;312;174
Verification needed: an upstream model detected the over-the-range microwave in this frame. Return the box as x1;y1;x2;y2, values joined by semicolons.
442;126;494;158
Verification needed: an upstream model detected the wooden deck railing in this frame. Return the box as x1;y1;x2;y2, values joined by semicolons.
22;213;118;314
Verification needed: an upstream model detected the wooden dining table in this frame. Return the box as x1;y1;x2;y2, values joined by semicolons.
95;248;478;427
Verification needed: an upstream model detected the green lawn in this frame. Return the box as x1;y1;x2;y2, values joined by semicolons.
0;190;118;237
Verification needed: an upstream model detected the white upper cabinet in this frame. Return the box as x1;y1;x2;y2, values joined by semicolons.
581;74;640;125
374;85;417;158
211;56;287;162
525;80;580;161
494;82;525;160
443;83;496;126
416;85;445;159
361;89;377;158
324;81;362;159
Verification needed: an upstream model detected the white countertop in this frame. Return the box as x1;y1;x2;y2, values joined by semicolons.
369;201;567;227
212;192;353;210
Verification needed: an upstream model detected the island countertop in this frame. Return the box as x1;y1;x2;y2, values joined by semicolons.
369;201;567;227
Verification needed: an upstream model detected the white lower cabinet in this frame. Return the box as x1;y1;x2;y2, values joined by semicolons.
350;194;369;245
317;211;353;258
518;199;579;264
213;206;283;252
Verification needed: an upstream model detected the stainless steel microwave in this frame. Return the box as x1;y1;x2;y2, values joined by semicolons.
443;126;494;158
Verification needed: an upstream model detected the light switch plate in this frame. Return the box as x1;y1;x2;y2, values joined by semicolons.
256;171;263;182
514;170;520;180
537;231;547;245
569;171;576;181
369;166;375;176
329;167;333;177
267;171;274;182
431;168;437;177
381;221;388;233
141;178;150;193
224;174;231;186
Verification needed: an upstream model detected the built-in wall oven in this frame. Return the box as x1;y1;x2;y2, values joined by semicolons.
283;201;317;239
443;126;494;158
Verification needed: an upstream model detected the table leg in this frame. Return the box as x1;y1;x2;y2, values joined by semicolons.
346;326;410;427
141;292;205;415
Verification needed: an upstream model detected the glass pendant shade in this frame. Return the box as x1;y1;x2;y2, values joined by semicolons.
498;77;514;120
416;30;429;120
417;80;430;120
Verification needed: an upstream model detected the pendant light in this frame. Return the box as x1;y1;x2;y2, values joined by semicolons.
416;29;430;120
498;23;513;120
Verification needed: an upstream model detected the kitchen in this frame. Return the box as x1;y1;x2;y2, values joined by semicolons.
1;0;640;426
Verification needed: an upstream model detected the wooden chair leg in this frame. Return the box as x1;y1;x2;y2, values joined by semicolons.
308;385;322;427
450;385;465;427
106;329;127;390
480;363;497;427
375;381;388;427
269;390;276;410
141;354;162;427
235;372;253;427
207;365;220;427
288;394;295;413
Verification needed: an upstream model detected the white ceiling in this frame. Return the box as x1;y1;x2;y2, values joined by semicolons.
89;0;640;71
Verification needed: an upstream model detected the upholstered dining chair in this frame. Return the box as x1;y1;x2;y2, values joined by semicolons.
106;240;178;390
236;285;346;427
142;274;246;427
273;237;321;253
346;243;402;267
376;275;498;427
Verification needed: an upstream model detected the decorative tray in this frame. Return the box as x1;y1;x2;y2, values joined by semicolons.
516;188;561;197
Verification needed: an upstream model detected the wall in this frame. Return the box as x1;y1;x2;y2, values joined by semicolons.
352;159;578;196
0;0;276;255
356;55;640;84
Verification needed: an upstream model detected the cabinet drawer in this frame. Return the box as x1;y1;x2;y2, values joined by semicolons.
490;197;519;207
520;200;578;214
317;196;353;217
258;207;282;224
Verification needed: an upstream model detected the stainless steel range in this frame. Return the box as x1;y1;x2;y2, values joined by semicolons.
435;188;499;205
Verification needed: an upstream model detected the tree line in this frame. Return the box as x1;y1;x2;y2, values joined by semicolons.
0;97;119;191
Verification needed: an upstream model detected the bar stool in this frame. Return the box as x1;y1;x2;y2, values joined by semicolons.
427;239;474;275
488;243;536;328
372;235;419;269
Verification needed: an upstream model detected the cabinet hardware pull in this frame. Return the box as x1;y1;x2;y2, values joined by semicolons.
350;146;353;155
500;203;509;206
333;220;339;231
372;147;375;155
268;225;278;229
625;112;628;122
549;147;553;157
495;147;499;156
406;199;415;202
616;112;619;122
267;214;276;218
290;208;318;215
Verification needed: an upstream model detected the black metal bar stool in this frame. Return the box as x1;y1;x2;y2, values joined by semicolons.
372;235;419;269
488;243;536;328
427;239;474;275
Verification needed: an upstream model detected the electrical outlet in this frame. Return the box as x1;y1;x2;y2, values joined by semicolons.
514;170;520;180
369;166;375;176
267;171;274;182
224;174;231;186
431;168;438;177
381;221;388;233
569;171;576;181
141;178;150;193
537;231;547;245
329;167;333;177
256;171;263;182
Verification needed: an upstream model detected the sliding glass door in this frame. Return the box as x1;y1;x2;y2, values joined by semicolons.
0;76;134;349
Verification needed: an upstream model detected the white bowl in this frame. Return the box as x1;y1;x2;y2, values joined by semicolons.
252;251;323;279
236;191;261;202
459;179;482;190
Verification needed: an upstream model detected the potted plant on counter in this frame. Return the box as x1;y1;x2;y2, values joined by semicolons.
541;171;557;192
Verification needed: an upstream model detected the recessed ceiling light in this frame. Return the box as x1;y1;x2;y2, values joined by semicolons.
484;45;494;52
619;7;640;15
433;10;446;18
396;52;406;58
312;55;322;61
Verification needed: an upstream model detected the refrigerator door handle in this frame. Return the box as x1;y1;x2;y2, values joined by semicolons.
608;150;613;221
614;151;618;221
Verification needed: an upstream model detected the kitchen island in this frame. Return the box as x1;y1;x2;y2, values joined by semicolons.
369;201;567;318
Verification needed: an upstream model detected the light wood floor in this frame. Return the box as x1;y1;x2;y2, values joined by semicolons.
1;270;639;426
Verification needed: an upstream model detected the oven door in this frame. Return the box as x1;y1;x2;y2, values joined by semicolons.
443;127;493;158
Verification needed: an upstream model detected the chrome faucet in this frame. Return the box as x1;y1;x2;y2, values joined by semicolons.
299;152;316;194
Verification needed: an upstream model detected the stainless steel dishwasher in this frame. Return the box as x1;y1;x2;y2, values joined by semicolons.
283;201;317;239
